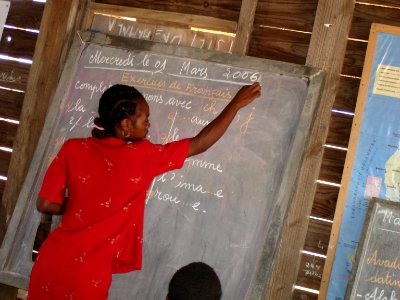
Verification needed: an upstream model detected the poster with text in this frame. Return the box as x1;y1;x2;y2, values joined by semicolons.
327;25;400;300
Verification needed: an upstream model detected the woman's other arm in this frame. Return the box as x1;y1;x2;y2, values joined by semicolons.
36;196;66;215
188;82;261;157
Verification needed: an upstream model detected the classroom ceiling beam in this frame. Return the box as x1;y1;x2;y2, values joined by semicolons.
266;0;356;299
232;0;258;55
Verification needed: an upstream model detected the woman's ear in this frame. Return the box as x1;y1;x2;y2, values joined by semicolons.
120;118;130;131
113;118;131;139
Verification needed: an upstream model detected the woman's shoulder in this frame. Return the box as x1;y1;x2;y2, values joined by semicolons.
61;137;92;150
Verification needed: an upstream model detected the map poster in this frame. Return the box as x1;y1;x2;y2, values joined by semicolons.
321;24;400;300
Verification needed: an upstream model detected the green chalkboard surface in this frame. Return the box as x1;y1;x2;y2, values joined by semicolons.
346;199;400;300
0;31;323;299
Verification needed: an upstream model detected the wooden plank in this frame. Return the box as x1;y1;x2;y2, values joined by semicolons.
341;39;367;78
0;180;4;198
350;3;400;40
293;288;319;300
88;3;237;32
363;0;400;6
0;121;18;149
0;28;38;59
232;0;258;55
0;150;11;177
325;112;353;148
0;284;16;300
303;218;332;255
0;89;24;120
267;1;355;299
318;146;347;185
311;183;339;220
296;253;326;290
248;26;310;65
0;60;30;91
94;0;242;22
333;76;360;113
254;0;318;33
89;14;235;53
6;0;45;29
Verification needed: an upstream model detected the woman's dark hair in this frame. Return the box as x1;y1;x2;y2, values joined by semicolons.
92;84;145;138
167;262;222;300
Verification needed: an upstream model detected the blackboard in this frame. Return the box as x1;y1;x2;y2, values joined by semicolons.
345;199;400;300
0;31;323;299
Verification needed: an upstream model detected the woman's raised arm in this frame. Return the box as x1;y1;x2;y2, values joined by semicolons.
188;82;261;157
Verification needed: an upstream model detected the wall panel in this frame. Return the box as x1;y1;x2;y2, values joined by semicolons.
333;76;360;113
248;26;310;65
318;147;347;184
0;29;38;59
0;122;18;149
350;3;400;40
6;0;45;29
303;218;331;255
325;113;353;148
94;0;242;21
311;184;339;220
0;90;24;120
254;0;318;32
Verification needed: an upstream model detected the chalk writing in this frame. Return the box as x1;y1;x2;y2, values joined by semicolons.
154;28;182;45
223;67;261;82
88;50;136;67
185;158;223;173
191;115;210;126
74;80;110;99
367;250;400;271
180;61;209;79
0;69;22;83
174;178;224;198
364;287;397;300
92;15;235;53
304;258;322;279
66;98;86;113
382;210;400;226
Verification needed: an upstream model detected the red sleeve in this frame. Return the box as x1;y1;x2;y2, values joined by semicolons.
38;141;69;204
148;138;190;177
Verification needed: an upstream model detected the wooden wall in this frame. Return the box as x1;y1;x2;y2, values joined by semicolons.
1;0;400;299
0;0;45;231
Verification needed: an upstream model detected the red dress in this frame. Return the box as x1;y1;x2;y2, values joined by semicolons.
27;137;189;300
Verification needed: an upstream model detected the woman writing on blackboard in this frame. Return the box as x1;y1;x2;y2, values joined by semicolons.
27;82;261;300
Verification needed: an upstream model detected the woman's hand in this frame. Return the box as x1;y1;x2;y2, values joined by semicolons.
230;82;261;109
188;82;261;157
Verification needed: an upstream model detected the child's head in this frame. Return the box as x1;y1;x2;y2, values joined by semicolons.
167;262;222;300
92;84;149;140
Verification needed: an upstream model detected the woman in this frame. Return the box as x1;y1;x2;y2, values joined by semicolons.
28;82;261;299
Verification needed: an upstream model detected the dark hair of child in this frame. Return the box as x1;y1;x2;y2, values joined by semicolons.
92;84;145;138
167;262;222;300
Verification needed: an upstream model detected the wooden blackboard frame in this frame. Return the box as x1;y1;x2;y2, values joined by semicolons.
0;31;324;298
345;198;400;299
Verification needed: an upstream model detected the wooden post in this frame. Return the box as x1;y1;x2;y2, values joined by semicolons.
0;0;89;297
266;1;355;299
232;0;258;55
